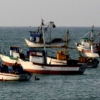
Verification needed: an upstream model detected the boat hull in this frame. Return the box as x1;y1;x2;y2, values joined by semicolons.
24;69;84;75
82;51;100;58
0;72;32;81
75;42;100;58
0;54;20;66
25;39;65;48
18;58;86;75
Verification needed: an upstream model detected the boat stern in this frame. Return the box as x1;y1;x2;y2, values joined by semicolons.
19;72;33;81
78;63;87;74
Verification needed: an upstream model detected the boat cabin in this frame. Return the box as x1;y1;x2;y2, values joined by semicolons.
81;38;89;42
30;33;42;43
80;38;90;48
27;49;47;64
10;46;20;58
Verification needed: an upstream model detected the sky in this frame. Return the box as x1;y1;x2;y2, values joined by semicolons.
0;0;100;27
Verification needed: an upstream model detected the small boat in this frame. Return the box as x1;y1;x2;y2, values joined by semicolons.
75;26;100;58
75;38;100;58
0;72;31;81
25;19;65;48
0;64;32;81
0;46;27;66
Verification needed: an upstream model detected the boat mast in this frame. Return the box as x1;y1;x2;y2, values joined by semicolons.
90;25;94;42
41;19;46;51
50;27;51;42
64;30;69;55
89;25;94;51
65;30;69;48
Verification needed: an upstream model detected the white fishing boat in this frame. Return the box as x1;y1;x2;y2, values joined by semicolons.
0;72;31;81
0;64;32;81
0;46;26;66
25;19;65;48
75;26;100;58
18;53;86;75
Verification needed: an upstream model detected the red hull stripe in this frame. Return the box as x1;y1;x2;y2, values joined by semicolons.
25;69;83;75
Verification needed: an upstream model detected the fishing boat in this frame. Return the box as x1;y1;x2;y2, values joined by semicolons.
18;20;87;75
75;26;100;58
25;19;65;48
18;50;86;75
0;64;32;81
0;46;27;66
0;73;30;81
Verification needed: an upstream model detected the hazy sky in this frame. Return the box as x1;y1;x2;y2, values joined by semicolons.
0;0;100;27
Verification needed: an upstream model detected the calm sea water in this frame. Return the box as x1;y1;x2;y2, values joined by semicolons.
0;27;100;100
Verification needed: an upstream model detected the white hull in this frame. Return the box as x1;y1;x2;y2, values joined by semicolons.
75;42;100;58
83;52;99;58
77;47;99;58
0;72;31;81
18;58;86;75
25;39;65;48
0;54;20;66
